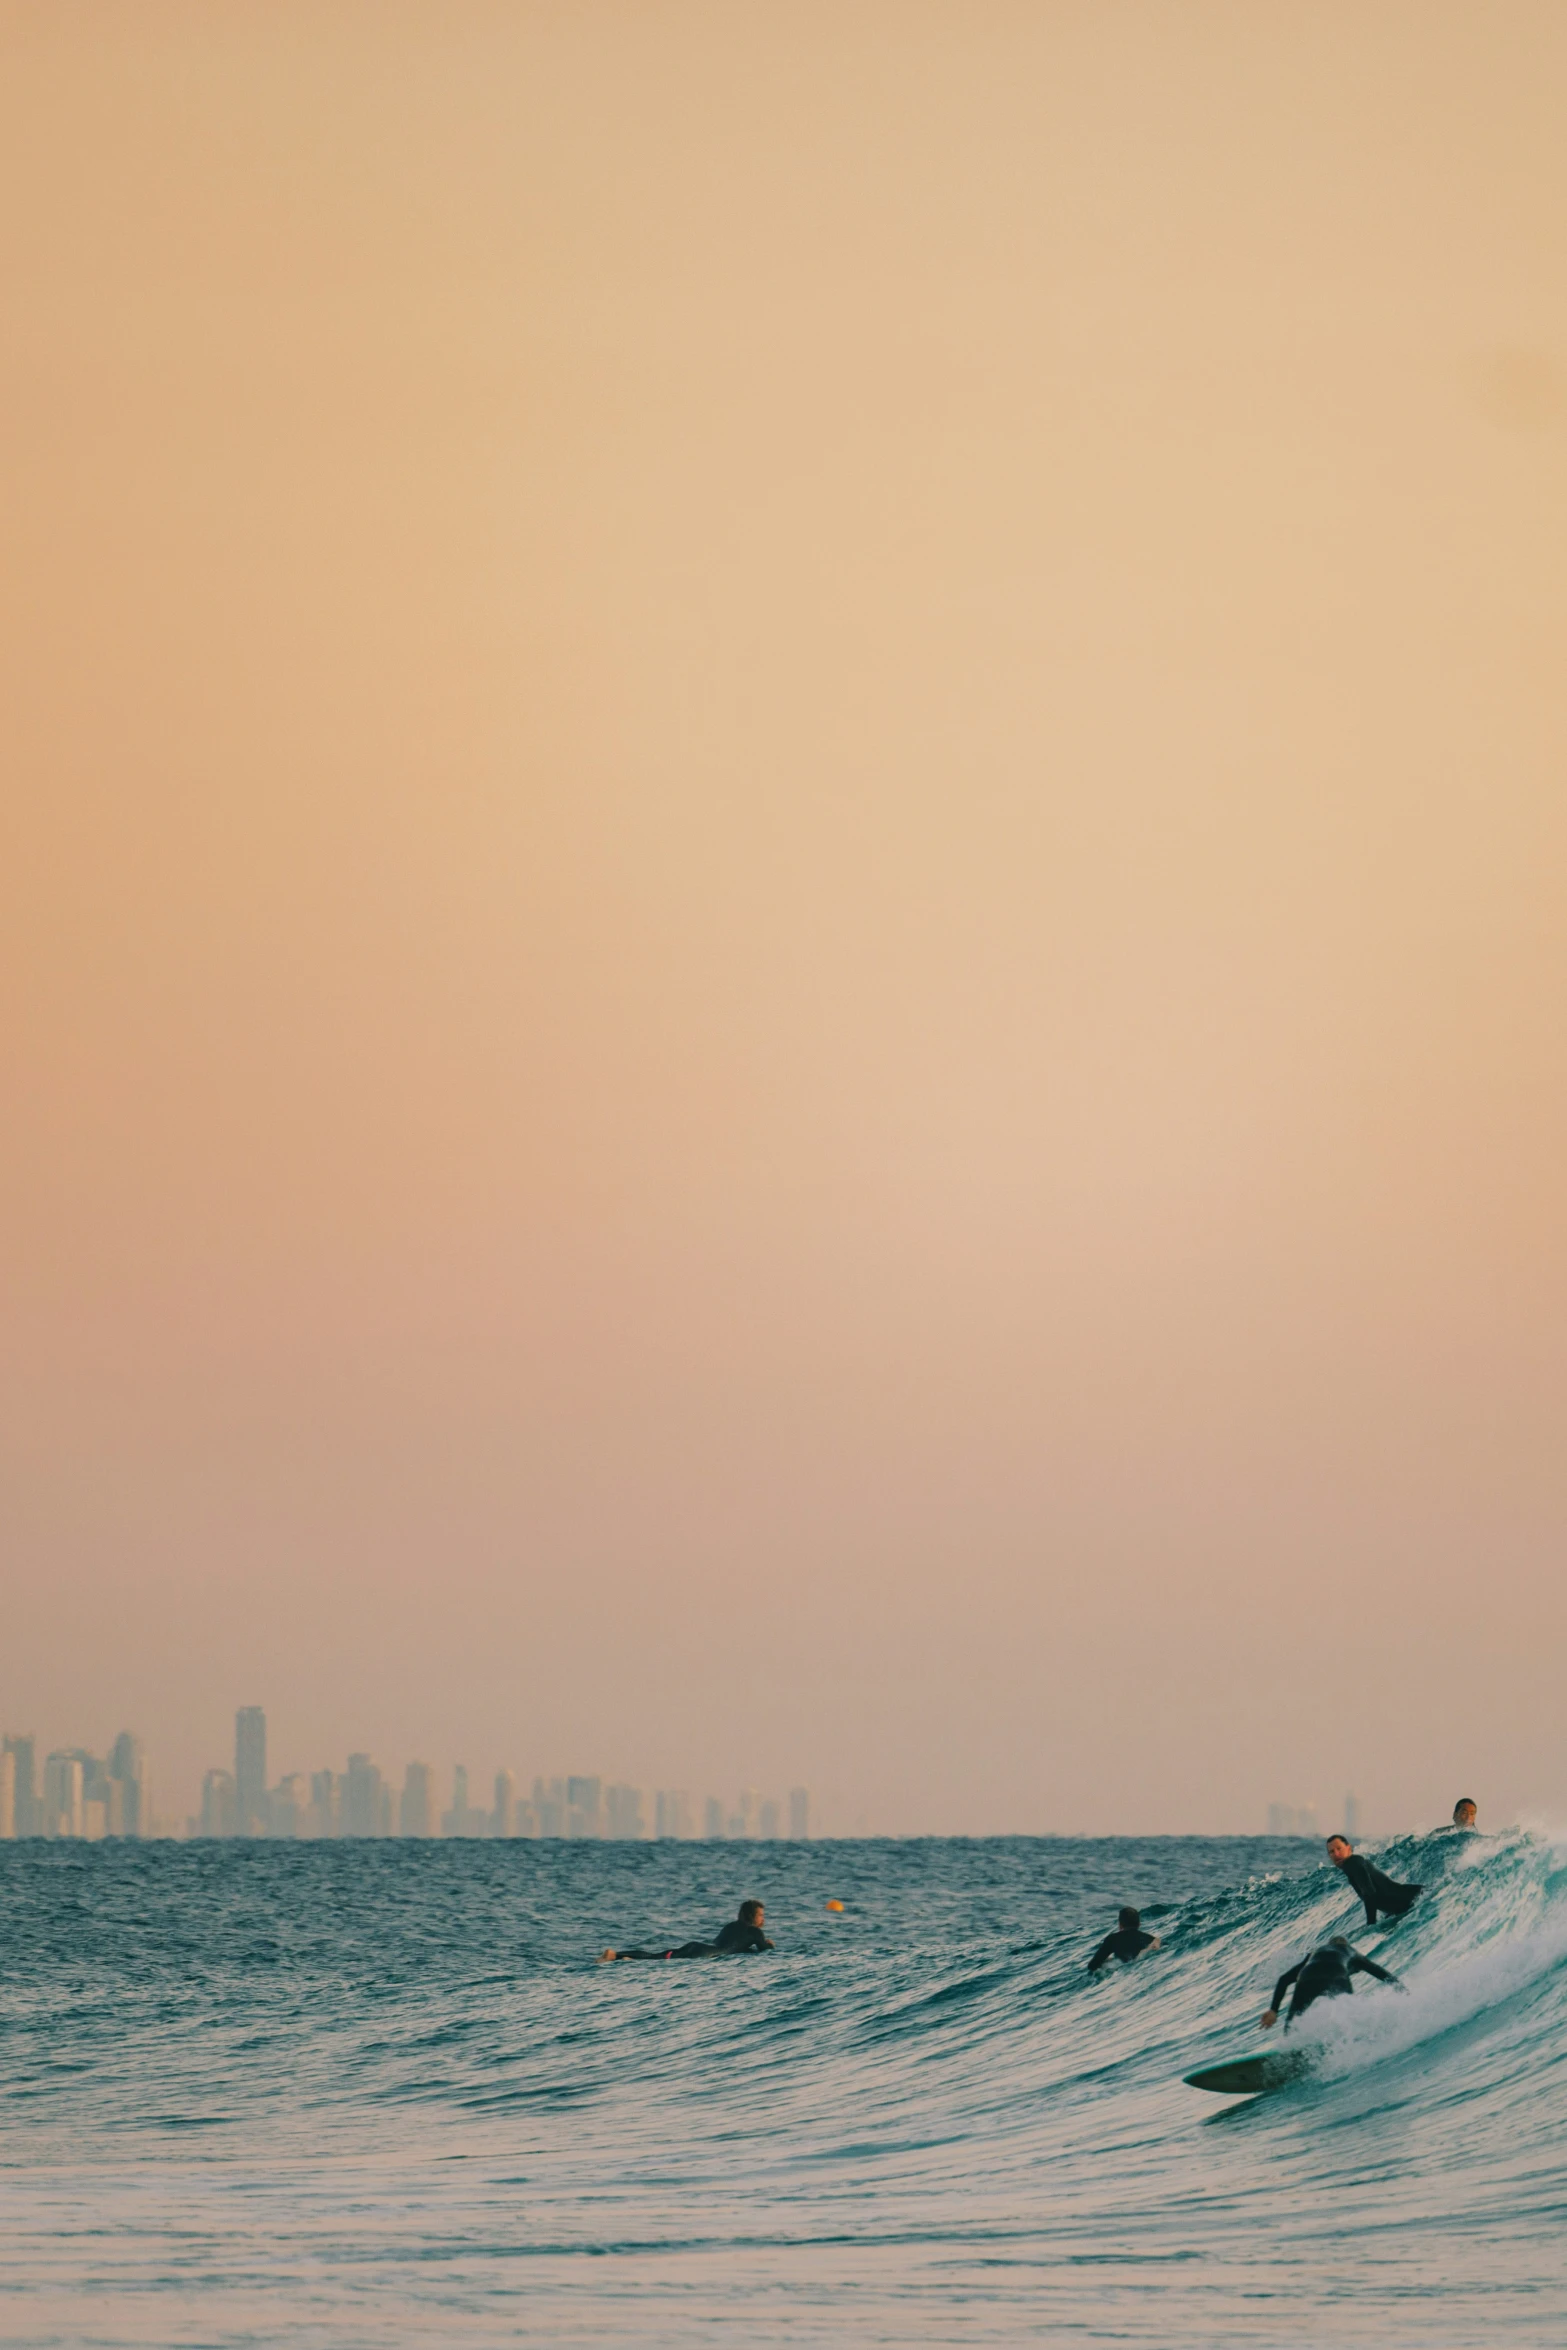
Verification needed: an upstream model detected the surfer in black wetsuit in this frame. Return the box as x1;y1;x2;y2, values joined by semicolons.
1325;1834;1422;1926
600;1898;775;1962
1260;1934;1400;2030
1087;1906;1160;1971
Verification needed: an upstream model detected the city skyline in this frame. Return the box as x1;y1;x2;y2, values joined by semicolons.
3;1707;823;1842
2;1708;1418;1843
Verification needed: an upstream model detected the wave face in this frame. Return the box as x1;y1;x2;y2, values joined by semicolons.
3;1829;1565;2345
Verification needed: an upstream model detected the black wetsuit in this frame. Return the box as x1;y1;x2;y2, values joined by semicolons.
1336;1852;1422;1927
613;1920;774;1960
1087;1927;1155;1972
1272;1943;1397;2025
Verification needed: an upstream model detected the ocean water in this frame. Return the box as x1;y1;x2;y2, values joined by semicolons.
3;1830;1565;2346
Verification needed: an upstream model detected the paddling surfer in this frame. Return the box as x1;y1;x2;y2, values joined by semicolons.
601;1898;775;1962
1326;1834;1422;1927
1087;1907;1160;1971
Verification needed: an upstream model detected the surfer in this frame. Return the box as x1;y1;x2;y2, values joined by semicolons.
1260;1934;1401;2030
1087;1906;1161;1971
600;1898;775;1963
1451;1797;1478;1829
1326;1833;1422;1926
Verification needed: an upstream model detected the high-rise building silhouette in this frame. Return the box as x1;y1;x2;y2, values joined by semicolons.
342;1753;383;1837
79;1762;109;1839
443;1764;490;1836
5;1735;39;1835
789;1787;811;1841
491;1770;517;1838
310;1770;340;1836
0;1747;14;1839
655;1790;693;1838
201;1768;238;1836
566;1776;602;1837
533;1777;565;1836
235;1707;267;1836
109;1732;146;1838
759;1798;780;1839
400;1761;437;1837
269;1775;306;1837
704;1795;725;1839
1344;1792;1362;1840
729;1788;758;1839
605;1784;645;1838
43;1752;85;1838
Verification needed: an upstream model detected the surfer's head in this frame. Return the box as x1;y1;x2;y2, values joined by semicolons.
1118;1907;1141;1931
1453;1798;1477;1827
1325;1835;1353;1864
1328;1935;1352;1953
738;1899;764;1926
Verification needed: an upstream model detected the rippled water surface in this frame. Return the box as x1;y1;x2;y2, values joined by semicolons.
3;1830;1565;2344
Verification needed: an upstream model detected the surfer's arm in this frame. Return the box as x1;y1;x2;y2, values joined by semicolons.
1262;1961;1302;2025
1086;1935;1117;1973
1349;1953;1399;1987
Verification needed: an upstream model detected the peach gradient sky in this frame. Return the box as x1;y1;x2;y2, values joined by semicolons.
3;3;1565;1831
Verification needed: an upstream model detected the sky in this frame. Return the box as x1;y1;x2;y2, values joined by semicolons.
2;2;1565;1834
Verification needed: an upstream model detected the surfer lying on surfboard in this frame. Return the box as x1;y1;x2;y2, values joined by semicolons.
1260;1934;1401;2030
600;1898;775;1962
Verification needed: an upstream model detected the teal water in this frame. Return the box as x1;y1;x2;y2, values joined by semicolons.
2;1829;1564;2344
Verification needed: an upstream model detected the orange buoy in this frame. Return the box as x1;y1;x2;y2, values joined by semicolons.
825;1899;845;1912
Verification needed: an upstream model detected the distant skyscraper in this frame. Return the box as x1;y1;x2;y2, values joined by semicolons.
235;1708;267;1837
4;1736;38;1835
759;1799;780;1839
788;1787;810;1841
310;1770;341;1836
269;1776;306;1837
606;1784;645;1838
728;1789;758;1839
704;1795;725;1839
400;1762;437;1837
491;1770;517;1838
442;1765;492;1835
566;1777;602;1837
43;1752;84;1838
109;1732;146;1838
0;1747;14;1839
342;1753;384;1837
533;1777;565;1837
1344;1792;1362;1840
201;1768;238;1837
655;1790;693;1839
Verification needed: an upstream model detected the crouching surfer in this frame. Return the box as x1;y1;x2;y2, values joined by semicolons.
1260;1934;1401;2030
1326;1834;1422;1927
601;1898;775;1962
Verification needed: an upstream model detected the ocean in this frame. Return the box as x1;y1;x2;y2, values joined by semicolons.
2;1828;1564;2345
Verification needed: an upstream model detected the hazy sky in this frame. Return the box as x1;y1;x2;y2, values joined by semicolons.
3;3;1565;1833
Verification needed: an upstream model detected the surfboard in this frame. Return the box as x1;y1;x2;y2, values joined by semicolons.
1183;2049;1311;2096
